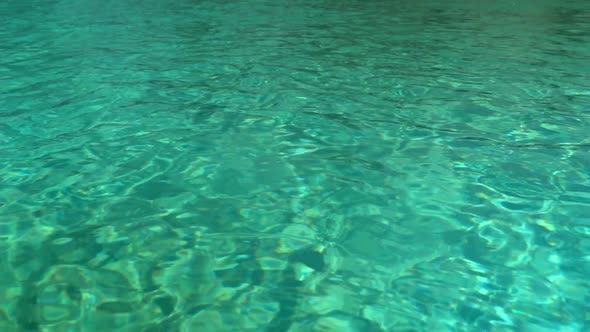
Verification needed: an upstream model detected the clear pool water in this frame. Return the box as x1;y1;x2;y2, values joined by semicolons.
1;0;589;331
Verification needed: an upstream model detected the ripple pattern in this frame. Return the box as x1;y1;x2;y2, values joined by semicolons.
1;0;589;331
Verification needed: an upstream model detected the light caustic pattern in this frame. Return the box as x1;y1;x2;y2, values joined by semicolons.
0;1;589;331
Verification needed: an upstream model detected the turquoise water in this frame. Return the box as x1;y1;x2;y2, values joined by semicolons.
1;0;589;331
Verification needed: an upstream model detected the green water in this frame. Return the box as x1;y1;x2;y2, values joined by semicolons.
1;0;589;331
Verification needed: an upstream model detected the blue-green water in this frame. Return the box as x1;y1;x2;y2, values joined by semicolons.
1;0;589;331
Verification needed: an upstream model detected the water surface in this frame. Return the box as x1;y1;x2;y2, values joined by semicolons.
1;0;589;331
